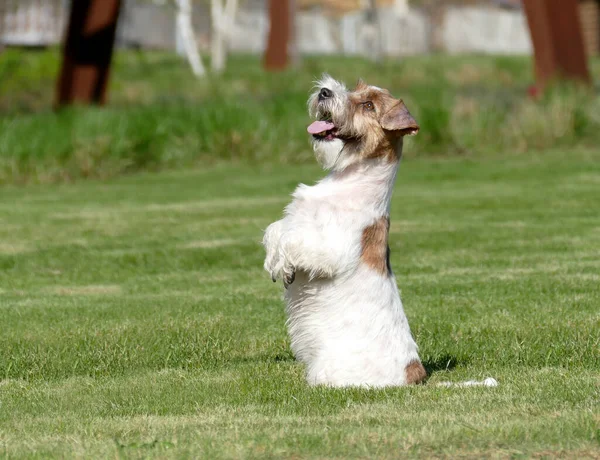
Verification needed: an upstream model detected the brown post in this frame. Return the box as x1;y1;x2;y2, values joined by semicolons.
0;1;6;55
56;0;122;107
264;0;290;71
523;0;591;91
288;0;300;66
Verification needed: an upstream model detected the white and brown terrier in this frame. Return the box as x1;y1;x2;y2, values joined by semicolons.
263;75;426;387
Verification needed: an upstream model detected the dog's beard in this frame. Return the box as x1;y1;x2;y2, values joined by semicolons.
312;138;345;170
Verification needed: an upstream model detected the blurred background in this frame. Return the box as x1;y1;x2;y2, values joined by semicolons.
0;0;599;184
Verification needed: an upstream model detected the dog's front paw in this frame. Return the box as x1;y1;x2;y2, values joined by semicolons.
283;265;296;288
264;254;280;282
270;255;295;288
263;223;298;287
263;221;283;278
284;269;295;286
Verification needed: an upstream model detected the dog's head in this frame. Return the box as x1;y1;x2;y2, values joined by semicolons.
307;74;419;170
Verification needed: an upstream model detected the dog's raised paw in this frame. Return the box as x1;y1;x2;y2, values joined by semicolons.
283;269;296;288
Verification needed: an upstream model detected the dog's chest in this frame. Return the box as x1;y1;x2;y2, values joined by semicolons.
292;183;391;270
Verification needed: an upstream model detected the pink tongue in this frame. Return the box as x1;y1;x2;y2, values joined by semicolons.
307;120;335;134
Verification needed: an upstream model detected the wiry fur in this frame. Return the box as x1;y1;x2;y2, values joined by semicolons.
307;75;351;170
263;75;423;387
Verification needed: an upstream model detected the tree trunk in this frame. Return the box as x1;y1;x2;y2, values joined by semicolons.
288;0;300;66
177;0;205;77
56;0;122;107
264;0;290;71
360;0;383;61
211;0;225;72
523;0;591;91
211;0;238;73
0;1;5;54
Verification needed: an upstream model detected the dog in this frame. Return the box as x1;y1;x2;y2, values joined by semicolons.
262;75;426;387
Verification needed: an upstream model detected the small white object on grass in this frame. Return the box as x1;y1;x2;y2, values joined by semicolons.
437;377;498;388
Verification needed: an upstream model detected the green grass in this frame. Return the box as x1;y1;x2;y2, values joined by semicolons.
1;50;600;184
1;149;599;458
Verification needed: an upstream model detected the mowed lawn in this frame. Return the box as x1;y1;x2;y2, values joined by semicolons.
1;149;599;458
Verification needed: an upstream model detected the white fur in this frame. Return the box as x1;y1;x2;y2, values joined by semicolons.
307;74;348;118
312;137;347;170
307;75;353;170
263;76;422;387
263;157;421;387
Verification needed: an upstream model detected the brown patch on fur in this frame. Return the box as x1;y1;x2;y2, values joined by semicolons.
405;360;427;384
380;100;419;136
361;216;391;275
345;88;418;162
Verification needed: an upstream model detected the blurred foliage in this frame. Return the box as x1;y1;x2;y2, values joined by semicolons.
0;48;599;184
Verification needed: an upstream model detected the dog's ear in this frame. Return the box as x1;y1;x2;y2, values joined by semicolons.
380;100;419;136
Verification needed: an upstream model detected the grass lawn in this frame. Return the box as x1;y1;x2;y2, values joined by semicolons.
1;148;599;458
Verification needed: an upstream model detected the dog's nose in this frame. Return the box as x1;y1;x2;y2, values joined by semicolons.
319;88;333;101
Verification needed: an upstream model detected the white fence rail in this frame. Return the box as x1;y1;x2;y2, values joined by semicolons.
1;0;67;46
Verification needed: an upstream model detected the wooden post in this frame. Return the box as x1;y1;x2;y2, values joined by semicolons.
56;0;122;107
0;1;6;54
288;0;300;66
523;0;591;91
264;0;290;71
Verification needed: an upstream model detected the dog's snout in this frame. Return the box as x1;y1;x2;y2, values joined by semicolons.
319;88;333;101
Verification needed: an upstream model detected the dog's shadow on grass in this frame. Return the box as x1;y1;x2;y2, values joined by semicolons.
241;353;461;382
233;352;295;365
269;352;461;374
273;352;295;362
269;353;461;371
422;354;459;377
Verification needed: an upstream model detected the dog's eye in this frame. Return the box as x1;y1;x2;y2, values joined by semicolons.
363;101;375;111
